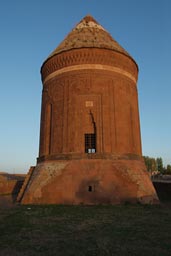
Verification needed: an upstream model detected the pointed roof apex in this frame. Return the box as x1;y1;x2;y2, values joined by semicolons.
47;15;131;59
82;14;102;24
74;14;107;32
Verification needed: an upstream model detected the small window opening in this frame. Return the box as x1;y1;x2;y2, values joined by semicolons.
85;133;96;153
88;186;92;192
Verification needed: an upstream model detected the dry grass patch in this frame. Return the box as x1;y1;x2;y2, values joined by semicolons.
0;204;171;255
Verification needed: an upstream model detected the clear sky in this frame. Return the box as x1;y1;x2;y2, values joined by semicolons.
0;0;170;173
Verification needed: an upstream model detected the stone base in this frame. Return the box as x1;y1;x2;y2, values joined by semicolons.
21;158;159;204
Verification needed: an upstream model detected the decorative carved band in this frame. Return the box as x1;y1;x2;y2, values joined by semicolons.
41;48;138;81
43;64;137;84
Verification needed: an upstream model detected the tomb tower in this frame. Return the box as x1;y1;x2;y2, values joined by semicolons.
20;15;158;204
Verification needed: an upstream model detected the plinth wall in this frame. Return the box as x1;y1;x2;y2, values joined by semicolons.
21;157;158;205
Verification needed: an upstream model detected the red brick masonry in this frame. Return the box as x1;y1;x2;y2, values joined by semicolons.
21;15;159;204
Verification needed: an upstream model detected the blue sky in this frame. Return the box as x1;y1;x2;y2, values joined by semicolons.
0;0;171;173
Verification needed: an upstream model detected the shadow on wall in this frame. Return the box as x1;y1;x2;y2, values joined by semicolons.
0;173;25;207
153;181;171;202
0;181;23;208
75;179;158;205
3;175;171;206
12;180;24;202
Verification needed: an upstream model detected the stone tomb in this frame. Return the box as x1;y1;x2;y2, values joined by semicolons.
19;15;158;204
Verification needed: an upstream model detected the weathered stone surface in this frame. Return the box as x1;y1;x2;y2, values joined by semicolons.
22;158;158;204
21;15;159;204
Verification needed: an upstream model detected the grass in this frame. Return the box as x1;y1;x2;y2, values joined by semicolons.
0;204;171;256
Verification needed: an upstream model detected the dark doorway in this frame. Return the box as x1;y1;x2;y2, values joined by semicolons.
88;186;93;192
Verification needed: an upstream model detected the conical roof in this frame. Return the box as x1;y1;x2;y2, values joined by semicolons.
48;15;130;59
